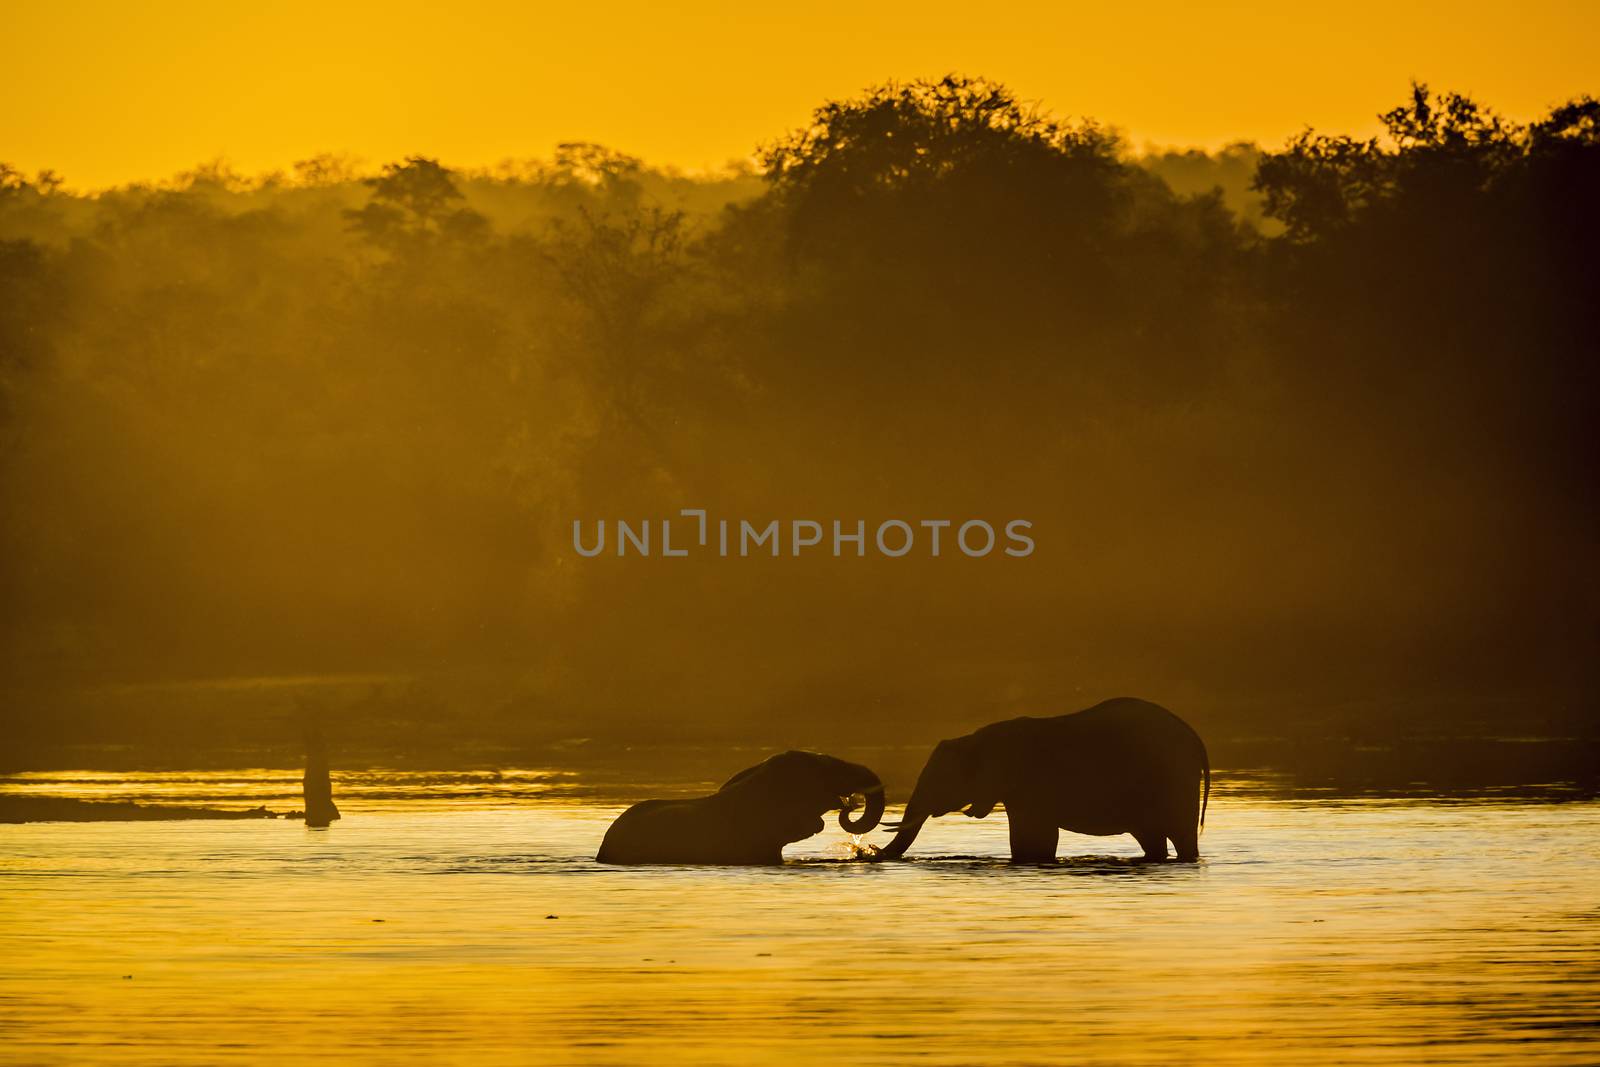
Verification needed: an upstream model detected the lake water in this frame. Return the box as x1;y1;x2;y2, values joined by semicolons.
2;771;1597;1064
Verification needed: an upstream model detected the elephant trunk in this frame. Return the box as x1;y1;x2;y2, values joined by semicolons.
838;783;885;834
871;809;928;860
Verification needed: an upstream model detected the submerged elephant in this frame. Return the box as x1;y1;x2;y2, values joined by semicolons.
596;750;885;864
871;697;1209;863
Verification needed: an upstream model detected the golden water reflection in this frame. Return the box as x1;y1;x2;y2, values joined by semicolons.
2;773;1596;1064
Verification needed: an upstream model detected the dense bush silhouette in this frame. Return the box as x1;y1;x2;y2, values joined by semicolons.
0;76;1594;763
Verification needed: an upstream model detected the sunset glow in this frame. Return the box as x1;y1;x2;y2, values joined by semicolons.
5;1;1597;186
3;4;1596;1063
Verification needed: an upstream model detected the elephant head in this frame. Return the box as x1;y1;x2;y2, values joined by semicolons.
718;750;886;836
872;734;999;859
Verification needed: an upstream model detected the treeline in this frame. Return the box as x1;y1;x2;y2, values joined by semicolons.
1;77;1595;763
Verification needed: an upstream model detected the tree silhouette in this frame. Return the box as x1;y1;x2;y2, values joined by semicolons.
345;156;488;251
1;80;1597;765
760;75;1124;265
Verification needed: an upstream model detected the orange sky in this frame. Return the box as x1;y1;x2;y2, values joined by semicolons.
5;1;1596;188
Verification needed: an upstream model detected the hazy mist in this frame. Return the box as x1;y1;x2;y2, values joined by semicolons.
2;78;1594;770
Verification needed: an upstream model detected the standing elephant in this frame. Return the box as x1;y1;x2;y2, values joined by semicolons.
596;751;885;864
871;698;1209;863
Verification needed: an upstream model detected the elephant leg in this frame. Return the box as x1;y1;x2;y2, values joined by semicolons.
1008;813;1058;863
1133;829;1168;862
1171;825;1200;862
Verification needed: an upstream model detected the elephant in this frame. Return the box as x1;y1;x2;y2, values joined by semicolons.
870;697;1209;863
596;750;886;864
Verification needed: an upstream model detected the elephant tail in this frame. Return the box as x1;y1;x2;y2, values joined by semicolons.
1199;745;1210;832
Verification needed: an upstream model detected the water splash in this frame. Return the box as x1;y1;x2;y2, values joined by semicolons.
843;833;878;860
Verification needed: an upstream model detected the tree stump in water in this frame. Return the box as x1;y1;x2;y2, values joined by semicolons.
303;725;341;828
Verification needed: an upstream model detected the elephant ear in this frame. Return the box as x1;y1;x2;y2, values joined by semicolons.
719;752;834;844
718;755;778;793
718;750;824;797
951;734;1002;818
782;807;828;842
